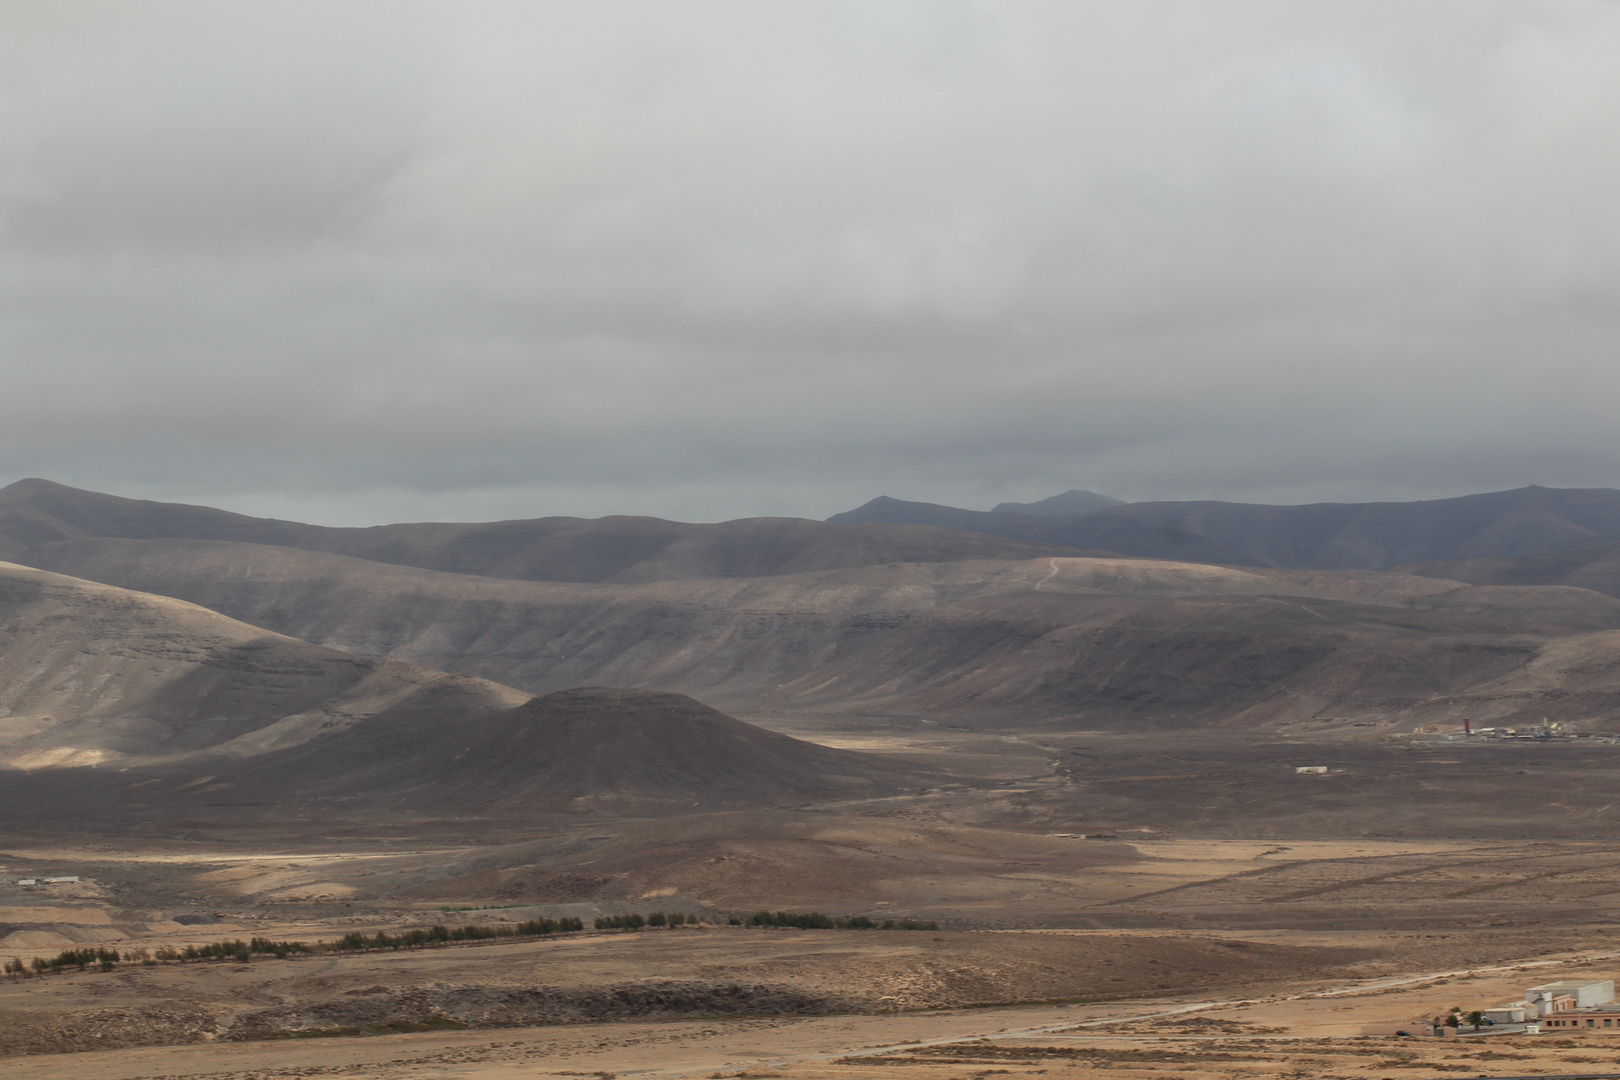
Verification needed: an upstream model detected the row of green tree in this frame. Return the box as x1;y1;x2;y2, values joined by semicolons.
2;917;588;977
591;910;942;931
334;916;585;952
593;911;694;929
3;910;940;976
735;910;940;930
4;948;127;975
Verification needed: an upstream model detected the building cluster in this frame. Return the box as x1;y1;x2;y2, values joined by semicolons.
1525;980;1620;1030
1418;721;1620;744
0;875;82;888
1364;979;1619;1037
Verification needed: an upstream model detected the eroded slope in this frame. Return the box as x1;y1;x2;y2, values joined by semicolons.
22;538;1620;731
0;561;526;769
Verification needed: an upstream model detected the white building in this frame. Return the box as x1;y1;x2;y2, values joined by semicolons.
1482;1005;1528;1024
1524;980;1615;1015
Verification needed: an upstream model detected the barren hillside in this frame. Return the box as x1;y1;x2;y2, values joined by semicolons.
202;686;938;815
22;538;1620;732
1404;539;1620;598
0;560;527;770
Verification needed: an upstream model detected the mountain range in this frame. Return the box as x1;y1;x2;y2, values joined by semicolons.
0;478;1085;581
831;485;1620;571
8;479;1620;745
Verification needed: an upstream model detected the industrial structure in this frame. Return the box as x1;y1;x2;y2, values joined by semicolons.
1523;980;1616;1016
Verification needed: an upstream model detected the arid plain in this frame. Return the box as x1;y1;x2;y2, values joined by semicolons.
6;480;1620;1078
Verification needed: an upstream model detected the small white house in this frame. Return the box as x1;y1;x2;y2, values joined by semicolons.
1295;766;1329;774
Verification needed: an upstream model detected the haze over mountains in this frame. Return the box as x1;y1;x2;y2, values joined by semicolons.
833;485;1620;571
990;489;1127;516
0;479;1085;582
15;477;1620;582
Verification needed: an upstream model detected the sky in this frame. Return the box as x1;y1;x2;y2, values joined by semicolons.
3;1;1619;526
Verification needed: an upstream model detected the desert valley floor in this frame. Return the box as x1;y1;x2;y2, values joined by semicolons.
9;724;1620;1078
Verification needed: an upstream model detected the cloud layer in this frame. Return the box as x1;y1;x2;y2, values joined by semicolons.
4;1;1619;523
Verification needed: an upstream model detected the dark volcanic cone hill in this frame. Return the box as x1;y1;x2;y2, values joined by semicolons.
0;479;1095;582
215;687;939;814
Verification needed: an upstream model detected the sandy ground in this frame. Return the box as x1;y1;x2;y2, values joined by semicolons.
0;924;1379;1052
8;828;1619;949
7;947;1620;1079
9;729;1620;1076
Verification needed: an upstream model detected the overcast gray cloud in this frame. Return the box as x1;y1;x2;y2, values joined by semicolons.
3;0;1619;524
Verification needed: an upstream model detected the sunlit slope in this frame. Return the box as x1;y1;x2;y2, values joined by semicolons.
0;561;527;769
24;538;1620;731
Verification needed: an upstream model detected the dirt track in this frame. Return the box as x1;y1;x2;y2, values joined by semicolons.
0;925;1376;1052
8;946;1620;1079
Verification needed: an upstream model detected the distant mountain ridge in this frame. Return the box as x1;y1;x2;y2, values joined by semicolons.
15;478;1620;744
26;535;1620;737
831;485;1620;570
830;496;1258;565
991;489;1125;516
0;479;1093;583
21;476;1620;578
